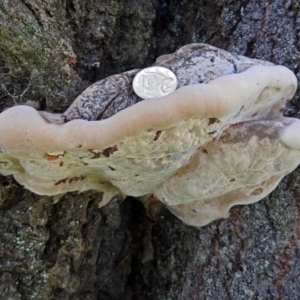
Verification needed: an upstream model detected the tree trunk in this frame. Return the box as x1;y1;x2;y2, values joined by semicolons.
0;0;300;299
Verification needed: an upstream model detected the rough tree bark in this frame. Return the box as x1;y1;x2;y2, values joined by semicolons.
0;0;300;299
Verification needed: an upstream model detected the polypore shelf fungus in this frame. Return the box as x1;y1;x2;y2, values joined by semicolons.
0;43;299;227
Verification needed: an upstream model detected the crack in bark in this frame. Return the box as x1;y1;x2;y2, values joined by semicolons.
21;0;44;29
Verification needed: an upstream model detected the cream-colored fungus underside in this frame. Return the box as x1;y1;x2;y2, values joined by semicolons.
0;65;299;226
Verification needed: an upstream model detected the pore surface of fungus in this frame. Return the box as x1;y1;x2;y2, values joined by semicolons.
0;43;298;226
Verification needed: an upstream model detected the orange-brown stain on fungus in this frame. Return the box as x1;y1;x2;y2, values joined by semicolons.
87;149;101;159
154;130;162;141
46;152;65;161
54;178;68;185
102;145;118;157
91;153;101;159
208;118;220;125
54;176;86;185
68;176;86;183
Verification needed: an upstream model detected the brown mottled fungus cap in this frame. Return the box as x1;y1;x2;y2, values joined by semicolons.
41;43;275;123
0;44;299;227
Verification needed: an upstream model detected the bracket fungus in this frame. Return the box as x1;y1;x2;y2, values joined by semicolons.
0;43;299;227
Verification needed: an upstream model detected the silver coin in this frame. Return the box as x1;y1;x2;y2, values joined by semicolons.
133;66;177;99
